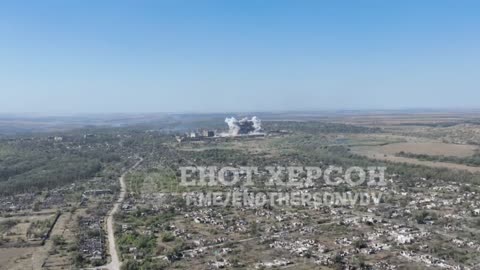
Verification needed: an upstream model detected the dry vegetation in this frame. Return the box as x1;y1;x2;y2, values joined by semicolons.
3;112;480;269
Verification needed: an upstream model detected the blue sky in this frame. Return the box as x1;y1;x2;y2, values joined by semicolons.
1;0;479;113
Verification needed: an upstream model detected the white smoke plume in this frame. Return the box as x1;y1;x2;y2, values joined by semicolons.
251;116;262;133
225;117;240;136
222;116;263;136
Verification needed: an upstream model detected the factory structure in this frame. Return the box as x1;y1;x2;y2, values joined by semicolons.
176;116;265;142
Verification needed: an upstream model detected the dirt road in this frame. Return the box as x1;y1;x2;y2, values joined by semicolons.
99;157;143;270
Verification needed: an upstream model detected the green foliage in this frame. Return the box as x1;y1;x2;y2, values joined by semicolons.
72;252;85;267
353;239;368;249
274;135;480;187
52;235;67;246
128;167;193;194
0;219;19;233
121;259;169;270
118;232;156;257
414;210;437;224
0;142;102;195
161;232;175;242
0;131;136;194
397;151;480;167
27;218;53;239
263;121;382;134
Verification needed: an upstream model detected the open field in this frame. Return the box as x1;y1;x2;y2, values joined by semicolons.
40;210;78;270
353;146;480;173
351;135;480;172
375;142;479;157
0;212;77;270
0;246;38;270
0;213;56;245
322;111;480;127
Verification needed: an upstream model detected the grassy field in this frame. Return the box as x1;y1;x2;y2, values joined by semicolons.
374;142;479;157
353;141;480;173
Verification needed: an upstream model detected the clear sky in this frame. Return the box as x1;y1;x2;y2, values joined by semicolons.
1;0;479;113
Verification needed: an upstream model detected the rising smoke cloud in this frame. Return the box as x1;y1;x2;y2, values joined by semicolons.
223;116;262;136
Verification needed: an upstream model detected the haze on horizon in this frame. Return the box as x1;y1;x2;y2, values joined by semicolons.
1;1;479;114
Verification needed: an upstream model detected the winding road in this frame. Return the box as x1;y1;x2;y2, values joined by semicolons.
96;156;143;270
